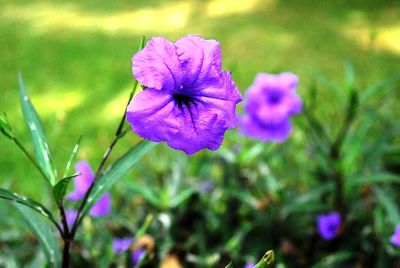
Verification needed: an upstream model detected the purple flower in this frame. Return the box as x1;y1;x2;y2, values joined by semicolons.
89;192;111;217
239;72;302;142
113;237;134;254
126;35;242;155
68;160;111;217
390;224;400;247
132;248;146;264
68;161;94;201
65;209;78;230
245;262;255;268
317;212;341;240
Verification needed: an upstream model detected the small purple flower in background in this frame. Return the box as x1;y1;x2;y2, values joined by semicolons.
390;224;400;247
244;262;255;268
317;212;341;240
126;35;242;155
238;72;302;142
68;160;111;217
113;237;134;254
65;209;78;230
132;248;146;265
200;180;215;193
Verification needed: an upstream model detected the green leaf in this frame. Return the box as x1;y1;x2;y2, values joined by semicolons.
281;183;334;217
374;187;400;227
0;188;59;227
344;62;356;93
170;188;197;208
254;250;275;268
125;180;160;208
18;73;57;185
225;262;233;268
341;114;375;175
82;140;156;216
311;251;352;268
347;173;400;188
62;136;82;178
0;112;14;139
134;214;153;240
14;203;61;268
360;77;398;103
53;174;79;204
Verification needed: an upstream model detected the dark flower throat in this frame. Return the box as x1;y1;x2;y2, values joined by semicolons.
173;93;196;109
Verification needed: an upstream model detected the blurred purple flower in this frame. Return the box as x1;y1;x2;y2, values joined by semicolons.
390;224;400;247
113;237;134;254
65;209;78;230
200;180;215;192
89;192;111;217
238;72;302;142
68;161;94;201
126;35;242;155
68;160;111;217
317;212;341;240
244;262;255;268
132;248;146;265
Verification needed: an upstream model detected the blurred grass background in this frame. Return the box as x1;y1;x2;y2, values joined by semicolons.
0;0;399;201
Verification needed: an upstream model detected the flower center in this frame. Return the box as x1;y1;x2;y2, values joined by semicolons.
173;93;196;109
266;90;283;105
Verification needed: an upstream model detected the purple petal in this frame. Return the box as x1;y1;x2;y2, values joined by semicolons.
65;209;78;230
390;224;400;247
239;115;292;142
126;89;180;143
67;161;95;201
132;37;183;90
254;72;299;91
244;262;255;268
132;248;146;264
175;35;222;87
89;193;111;217
163;99;230;155
317;212;341;240
113;237;133;254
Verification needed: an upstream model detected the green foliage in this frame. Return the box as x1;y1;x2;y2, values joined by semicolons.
18;73;57;185
82;140;157;217
14;204;61;268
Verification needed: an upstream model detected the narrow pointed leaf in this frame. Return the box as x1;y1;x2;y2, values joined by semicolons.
170;188;197;208
125;180;160;208
82;140;156;216
134;214;153;239
62;136;82;178
14;203;61;268
254;250;275;268
0;188;59;227
374;187;400;227
225;262;233;268
53;174;79;204
18;73;57;185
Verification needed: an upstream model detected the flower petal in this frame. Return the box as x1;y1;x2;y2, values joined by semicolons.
166;102;230;155
89;192;111;217
239;115;292;142
175;35;222;88
126;89;180;142
132;37;183;90
195;71;242;128
67;161;95;201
